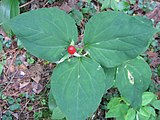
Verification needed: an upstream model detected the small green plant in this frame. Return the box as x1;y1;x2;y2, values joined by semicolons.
6;7;160;120
26;53;35;65
0;94;21;120
2;111;13;120
99;0;131;12
34;111;43;120
138;0;157;12
106;92;160;120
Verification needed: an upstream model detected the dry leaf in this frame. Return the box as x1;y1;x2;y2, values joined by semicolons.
20;82;30;89
60;2;72;13
31;75;41;83
32;82;43;94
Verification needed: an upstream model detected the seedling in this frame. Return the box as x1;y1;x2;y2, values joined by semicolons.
106;92;160;120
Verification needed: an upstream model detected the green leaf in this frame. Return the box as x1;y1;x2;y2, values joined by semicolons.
10;0;20;18
48;90;57;111
158;65;160;77
125;108;136;120
137;112;149;120
100;0;111;10
9;103;20;111
52;107;65;120
0;1;9;34
151;100;160;110
84;11;156;67
2;114;12;120
103;67;116;89
86;0;92;3
107;97;121;109
7;96;15;105
48;0;56;4
110;0;118;11
137;106;156;120
81;8;90;14
129;0;136;4
0;41;2;52
8;8;78;62
115;57;152;109
0;0;19;35
117;1;130;11
106;104;128;119
51;57;106;120
0;0;10;24
100;0;118;11
69;9;83;26
0;0;19;21
0;63;3;75
144;106;156;117
142;92;157;106
28;106;33;111
150;116;156;120
138;106;154;119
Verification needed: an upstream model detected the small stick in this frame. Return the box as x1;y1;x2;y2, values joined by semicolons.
20;0;35;8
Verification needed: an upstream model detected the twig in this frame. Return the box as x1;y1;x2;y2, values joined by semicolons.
0;48;18;60
34;107;48;111
6;50;20;75
20;0;35;8
43;0;49;7
20;100;30;114
2;70;18;92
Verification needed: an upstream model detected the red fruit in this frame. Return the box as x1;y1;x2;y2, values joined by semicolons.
67;45;76;55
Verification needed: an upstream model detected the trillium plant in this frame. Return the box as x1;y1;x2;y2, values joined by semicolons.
7;8;159;120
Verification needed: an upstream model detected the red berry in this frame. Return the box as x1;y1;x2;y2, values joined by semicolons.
67;45;76;55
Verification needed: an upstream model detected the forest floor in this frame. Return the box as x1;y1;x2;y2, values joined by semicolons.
0;0;160;120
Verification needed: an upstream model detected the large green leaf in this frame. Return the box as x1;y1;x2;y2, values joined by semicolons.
8;8;78;62
84;11;157;67
51;107;65;120
0;0;19;34
48;90;57;111
10;0;19;18
51;57;106;120
0;0;10;24
103;67;116;89
115;57;152;109
49;91;66;120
